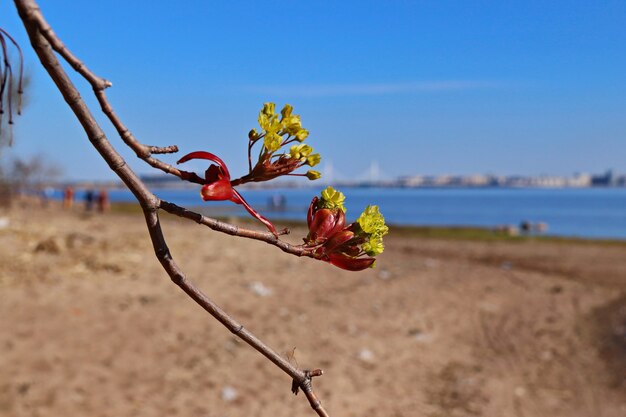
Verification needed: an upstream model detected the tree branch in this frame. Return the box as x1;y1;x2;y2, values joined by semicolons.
13;1;331;415
159;200;314;257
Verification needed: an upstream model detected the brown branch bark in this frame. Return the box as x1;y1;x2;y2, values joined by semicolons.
158;200;315;257
13;1;331;416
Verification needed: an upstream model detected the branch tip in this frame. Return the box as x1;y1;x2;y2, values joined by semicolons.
150;144;179;154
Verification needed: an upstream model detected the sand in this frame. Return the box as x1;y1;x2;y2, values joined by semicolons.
1;201;625;417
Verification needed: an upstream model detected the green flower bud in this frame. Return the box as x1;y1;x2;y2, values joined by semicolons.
307;153;321;167
283;115;302;135
262;102;276;117
299;144;313;156
289;143;313;159
281;104;293;120
306;170;322;180
248;128;259;141
289;144;301;159
295;129;309;141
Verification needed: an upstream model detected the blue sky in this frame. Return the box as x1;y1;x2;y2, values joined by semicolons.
1;0;625;181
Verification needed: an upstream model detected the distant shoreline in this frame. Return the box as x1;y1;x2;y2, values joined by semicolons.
35;187;626;240
108;201;626;246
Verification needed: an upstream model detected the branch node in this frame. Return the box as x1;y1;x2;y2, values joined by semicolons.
91;133;106;145
292;368;323;396
232;324;244;335
108;158;126;173
65;92;82;106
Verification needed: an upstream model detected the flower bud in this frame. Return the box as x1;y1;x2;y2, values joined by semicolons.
306;170;321;180
284;115;302;135
262;102;276;117
296;129;309;141
264;132;282;152
320;186;345;211
281;104;293;120
307;153;321;167
248;129;260;141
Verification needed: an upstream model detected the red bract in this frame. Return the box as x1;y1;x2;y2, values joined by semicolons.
304;196;376;271
177;151;278;236
328;253;375;271
305;196;345;244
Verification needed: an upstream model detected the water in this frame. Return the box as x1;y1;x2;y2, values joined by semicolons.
67;187;626;240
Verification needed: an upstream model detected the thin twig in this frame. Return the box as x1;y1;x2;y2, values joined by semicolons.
159;200;312;256
23;5;187;178
0;27;24;113
149;144;179;154
13;1;332;416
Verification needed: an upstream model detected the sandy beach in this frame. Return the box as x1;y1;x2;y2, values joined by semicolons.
1;201;625;417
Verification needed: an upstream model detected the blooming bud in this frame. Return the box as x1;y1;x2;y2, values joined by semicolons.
262;102;276;117
296;129;309;141
362;235;385;256
307;153;321;167
355;205;389;247
264;132;282;152
284;115;302;135
303;187;385;272
320;186;346;212
281;104;293;120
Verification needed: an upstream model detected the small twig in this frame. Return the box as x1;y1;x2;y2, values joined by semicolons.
0;35;13;122
248;140;254;172
148;144;179;154
159;200;308;254
21;8;182;179
13;1;333;416
0;27;24;114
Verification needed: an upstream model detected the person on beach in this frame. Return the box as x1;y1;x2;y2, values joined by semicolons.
63;186;74;209
97;188;110;213
84;189;95;211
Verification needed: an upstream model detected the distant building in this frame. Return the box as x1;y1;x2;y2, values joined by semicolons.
591;169;617;186
398;169;621;188
460;174;490;186
398;175;425;187
568;173;592;187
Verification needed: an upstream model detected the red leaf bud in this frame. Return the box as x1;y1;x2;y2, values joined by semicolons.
308;208;345;243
